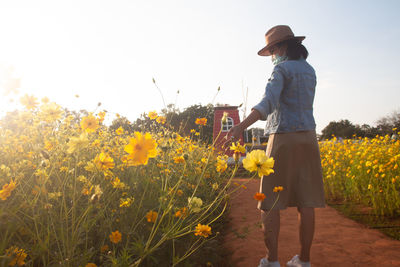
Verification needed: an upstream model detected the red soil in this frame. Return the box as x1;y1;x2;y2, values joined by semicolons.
222;178;400;267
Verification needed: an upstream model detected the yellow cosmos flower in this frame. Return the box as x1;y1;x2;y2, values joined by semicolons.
212;183;219;190
20;94;38;110
253;192;266;201
109;230;122;243
82;185;93;196
98;111;106;122
156;116;166;124
115;127;124;135
230;142;246;154
242;150;274;178
174;156;185;164
195;117;207;126
111;177;126;189
86;263;97;267
67;133;89;154
148;111;158;120
119;197;134;207
81;114;100;133
94;152;115;170
146;210;158;223
90;185;103;201
215;156;227;173
44;140;55;151
124;132;158;166
40;102;64;122
194;224;212;238
0;180;16;201
273;186;284;192
5;246;27;266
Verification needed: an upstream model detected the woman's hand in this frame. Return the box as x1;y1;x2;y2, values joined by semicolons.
223;124;244;148
222;109;261;148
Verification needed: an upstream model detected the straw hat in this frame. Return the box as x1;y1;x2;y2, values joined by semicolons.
258;25;305;56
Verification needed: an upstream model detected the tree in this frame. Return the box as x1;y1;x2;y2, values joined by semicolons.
109;116;135;133
175;104;214;143
376;110;400;136
123;103;215;144
320;119;359;140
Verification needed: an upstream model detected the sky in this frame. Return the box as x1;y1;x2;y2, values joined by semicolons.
0;0;399;134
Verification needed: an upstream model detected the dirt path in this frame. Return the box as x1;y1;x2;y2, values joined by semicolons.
222;178;400;267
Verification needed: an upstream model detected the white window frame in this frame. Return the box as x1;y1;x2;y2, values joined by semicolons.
221;117;234;132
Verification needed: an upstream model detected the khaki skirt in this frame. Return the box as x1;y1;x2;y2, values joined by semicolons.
257;130;325;210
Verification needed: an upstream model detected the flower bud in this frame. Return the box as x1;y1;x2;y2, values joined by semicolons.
233;152;240;162
221;112;228;124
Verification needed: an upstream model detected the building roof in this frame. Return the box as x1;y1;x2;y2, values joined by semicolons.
214;105;238;110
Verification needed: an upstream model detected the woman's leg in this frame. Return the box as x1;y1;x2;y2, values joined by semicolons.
297;207;315;262
261;209;280;261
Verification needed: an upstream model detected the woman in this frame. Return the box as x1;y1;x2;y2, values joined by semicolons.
227;25;325;267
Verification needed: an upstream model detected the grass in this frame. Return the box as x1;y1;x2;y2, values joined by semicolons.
327;199;400;241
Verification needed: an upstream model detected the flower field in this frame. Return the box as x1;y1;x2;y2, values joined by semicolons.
320;135;400;217
7;95;400;265
0;96;276;266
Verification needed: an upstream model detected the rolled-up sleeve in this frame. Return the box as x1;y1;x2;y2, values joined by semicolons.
252;65;285;120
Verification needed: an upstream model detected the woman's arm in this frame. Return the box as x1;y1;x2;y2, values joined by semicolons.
224;109;261;146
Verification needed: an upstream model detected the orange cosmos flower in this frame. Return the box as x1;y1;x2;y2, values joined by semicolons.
0;180;16;201
5;246;27;266
100;244;109;253
146;210;158;223
195;118;207;126
174;207;188;218
109;230;122;243
194;224;212;238
253;192;266;201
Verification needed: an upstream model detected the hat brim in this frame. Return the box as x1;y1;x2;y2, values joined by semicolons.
257;36;305;56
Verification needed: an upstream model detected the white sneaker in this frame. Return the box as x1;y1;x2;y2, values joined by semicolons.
258;257;281;267
286;255;311;267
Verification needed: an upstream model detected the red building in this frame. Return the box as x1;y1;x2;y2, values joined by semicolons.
213;105;244;157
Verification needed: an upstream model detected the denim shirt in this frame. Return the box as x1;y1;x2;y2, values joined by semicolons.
252;58;317;135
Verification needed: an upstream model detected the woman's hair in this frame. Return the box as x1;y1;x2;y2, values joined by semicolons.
277;38;309;60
